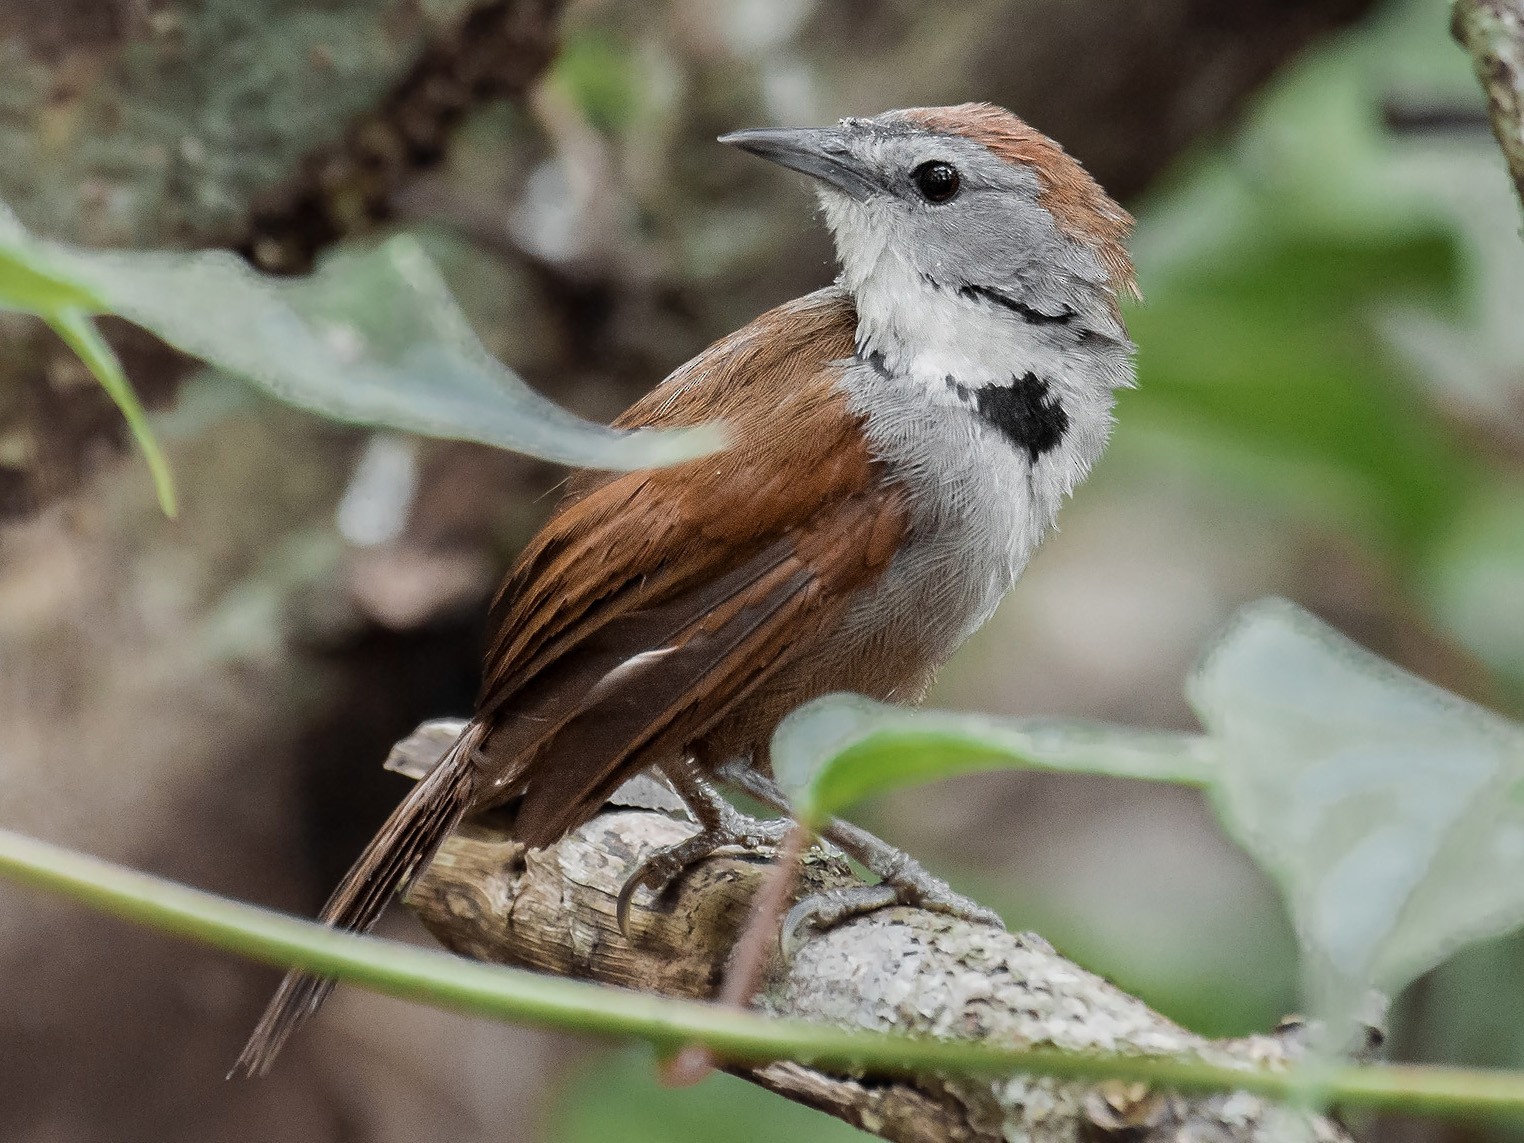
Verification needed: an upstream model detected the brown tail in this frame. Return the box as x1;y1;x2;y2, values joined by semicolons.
230;721;486;1077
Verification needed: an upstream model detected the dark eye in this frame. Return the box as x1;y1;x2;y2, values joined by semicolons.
912;160;959;203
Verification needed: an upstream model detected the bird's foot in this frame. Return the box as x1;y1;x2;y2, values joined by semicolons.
781;849;1003;955
616;807;792;937
708;760;1004;950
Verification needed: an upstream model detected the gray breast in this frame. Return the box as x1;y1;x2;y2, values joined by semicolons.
833;359;1055;673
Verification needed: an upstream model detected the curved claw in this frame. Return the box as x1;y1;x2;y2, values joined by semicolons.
780;884;899;956
780;863;1004;956
913;890;1004;929
615;817;792;940
615;868;648;939
614;844;693;938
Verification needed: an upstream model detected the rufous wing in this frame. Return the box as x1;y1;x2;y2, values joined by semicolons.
231;288;895;1077
470;288;907;845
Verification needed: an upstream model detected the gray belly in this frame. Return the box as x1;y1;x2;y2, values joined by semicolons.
836;365;1053;678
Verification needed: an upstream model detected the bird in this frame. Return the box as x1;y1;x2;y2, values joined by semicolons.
233;101;1138;1077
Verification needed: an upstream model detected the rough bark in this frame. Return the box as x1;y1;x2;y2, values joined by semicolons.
404;764;1353;1143
1454;0;1524;210
235;0;562;274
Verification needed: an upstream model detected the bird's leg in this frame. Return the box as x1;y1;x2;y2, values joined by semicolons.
615;757;791;936
715;759;1004;951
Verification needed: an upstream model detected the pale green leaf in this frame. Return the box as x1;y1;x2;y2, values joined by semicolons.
0;249;105;314
775;599;1524;1057
1190;599;1524;1040
0;200;724;480
773;693;1213;828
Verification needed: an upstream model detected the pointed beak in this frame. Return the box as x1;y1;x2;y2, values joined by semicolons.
718;126;879;201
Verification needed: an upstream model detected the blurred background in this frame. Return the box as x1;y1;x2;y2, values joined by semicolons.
3;0;1524;1139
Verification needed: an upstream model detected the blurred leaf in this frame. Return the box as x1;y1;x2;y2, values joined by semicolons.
552;30;641;133
0;200;725;514
0;244;104;312
1192;599;1524;1044
0;208;177;514
1426;483;1524;682
1119;0;1499;566
773;694;1211;828
1123;222;1472;557
41;223;726;470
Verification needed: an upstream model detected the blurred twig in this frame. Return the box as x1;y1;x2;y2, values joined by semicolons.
395;728;1351;1143
1382;97;1492;135
1454;0;1524;211
239;0;565;274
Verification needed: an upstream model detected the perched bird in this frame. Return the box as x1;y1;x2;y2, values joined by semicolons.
234;102;1137;1076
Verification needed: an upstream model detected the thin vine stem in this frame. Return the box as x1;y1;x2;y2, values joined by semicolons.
3;825;1524;1121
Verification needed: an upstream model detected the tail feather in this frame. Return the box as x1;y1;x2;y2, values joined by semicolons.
230;721;485;1078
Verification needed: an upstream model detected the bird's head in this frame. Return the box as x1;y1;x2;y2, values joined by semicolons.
721;104;1137;337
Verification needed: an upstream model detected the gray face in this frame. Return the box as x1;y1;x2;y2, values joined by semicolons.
720;112;1115;323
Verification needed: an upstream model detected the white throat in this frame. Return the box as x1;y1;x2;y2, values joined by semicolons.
824;196;1132;410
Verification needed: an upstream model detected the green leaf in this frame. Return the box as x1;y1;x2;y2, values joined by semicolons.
0;206;178;514
0;248;105;314
40;232;725;470
1190;599;1524;1044
774;599;1524;1055
0;200;725;515
46;309;178;517
773;693;1213;829
1122;223;1471;558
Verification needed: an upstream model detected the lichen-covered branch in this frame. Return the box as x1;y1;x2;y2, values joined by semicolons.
1454;0;1524;209
237;0;562;273
397;735;1351;1142
0;0;563;518
0;0;563;250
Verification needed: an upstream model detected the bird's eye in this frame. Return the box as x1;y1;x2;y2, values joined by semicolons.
912;161;960;203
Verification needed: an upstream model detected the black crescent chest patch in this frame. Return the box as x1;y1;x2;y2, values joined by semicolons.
954;374;1070;462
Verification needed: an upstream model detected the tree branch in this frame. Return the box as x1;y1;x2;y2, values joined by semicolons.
394;723;1352;1143
236;0;563;274
1454;0;1524;209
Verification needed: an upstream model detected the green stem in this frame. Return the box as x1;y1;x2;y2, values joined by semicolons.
47;308;178;517
2;825;1523;1121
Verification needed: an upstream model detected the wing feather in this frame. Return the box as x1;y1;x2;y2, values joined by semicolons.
469;288;908;840
236;285;888;1076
